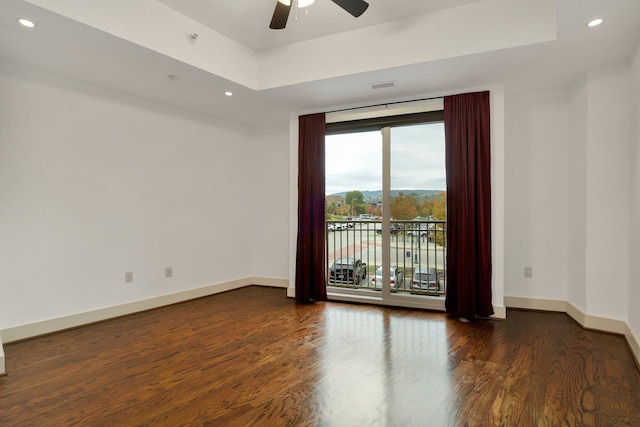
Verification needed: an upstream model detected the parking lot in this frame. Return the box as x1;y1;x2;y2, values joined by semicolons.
326;221;446;295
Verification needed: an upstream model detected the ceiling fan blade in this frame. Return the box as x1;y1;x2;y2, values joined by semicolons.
331;0;369;17
269;1;291;29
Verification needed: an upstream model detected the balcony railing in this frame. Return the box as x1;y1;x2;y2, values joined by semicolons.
326;220;446;296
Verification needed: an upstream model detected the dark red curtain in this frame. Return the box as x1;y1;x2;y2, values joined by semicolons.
295;113;328;303
444;91;493;319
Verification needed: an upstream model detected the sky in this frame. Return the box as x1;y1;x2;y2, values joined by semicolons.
325;122;446;196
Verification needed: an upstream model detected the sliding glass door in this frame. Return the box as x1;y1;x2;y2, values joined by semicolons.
325;117;446;305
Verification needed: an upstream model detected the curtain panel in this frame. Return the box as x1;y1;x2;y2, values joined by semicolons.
295;113;328;303
444;91;493;319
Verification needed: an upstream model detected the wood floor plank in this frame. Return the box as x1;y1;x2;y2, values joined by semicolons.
1;286;639;426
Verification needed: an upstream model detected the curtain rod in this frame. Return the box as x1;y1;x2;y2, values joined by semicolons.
324;95;443;115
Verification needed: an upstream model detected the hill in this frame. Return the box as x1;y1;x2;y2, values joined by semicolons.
329;190;443;200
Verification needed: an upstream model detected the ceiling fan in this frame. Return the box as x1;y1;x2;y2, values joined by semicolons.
270;0;369;30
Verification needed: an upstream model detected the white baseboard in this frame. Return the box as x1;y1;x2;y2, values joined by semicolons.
491;305;507;320
625;323;640;368
0;277;288;345
505;296;640;368
248;277;288;289
0;335;5;376
581;312;627;335
565;301;586;325
504;296;567;312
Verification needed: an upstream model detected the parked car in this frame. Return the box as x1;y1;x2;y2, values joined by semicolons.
408;223;431;237
370;266;404;291
376;223;403;235
411;266;440;291
328;258;367;285
327;222;348;231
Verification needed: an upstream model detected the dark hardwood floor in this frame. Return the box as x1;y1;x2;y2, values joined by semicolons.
1;286;639;426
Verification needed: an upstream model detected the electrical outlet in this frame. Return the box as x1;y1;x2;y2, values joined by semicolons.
125;272;133;283
524;267;533;279
165;267;173;278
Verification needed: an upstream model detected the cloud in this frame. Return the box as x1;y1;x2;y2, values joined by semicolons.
326;123;445;195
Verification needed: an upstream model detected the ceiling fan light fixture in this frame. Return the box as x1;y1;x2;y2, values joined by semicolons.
278;0;314;6
270;0;366;30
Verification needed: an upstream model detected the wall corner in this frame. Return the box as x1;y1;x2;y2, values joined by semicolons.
287;286;296;299
625;322;640;370
492;305;507;319
0;334;5;375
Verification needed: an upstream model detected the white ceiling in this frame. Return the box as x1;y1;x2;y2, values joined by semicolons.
0;0;639;127
157;0;484;51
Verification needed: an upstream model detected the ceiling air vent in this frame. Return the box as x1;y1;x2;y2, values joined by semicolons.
370;81;395;90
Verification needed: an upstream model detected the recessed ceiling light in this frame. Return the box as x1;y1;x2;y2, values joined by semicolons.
587;18;604;27
17;18;35;28
225;91;233;97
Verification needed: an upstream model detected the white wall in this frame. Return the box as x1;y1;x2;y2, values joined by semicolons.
249;123;290;280
584;64;631;321
504;90;569;301
0;60;255;331
567;76;588;312
505;63;633;324
629;43;640;339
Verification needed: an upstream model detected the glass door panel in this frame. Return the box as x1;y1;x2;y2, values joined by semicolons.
390;124;446;296
326;131;382;291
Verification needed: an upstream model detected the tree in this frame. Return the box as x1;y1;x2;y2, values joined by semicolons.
345;190;364;206
418;199;436;217
326;202;338;216
431;191;447;247
432;191;447;220
345;190;365;216
367;204;382;217
390;192;418;220
337;205;350;216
